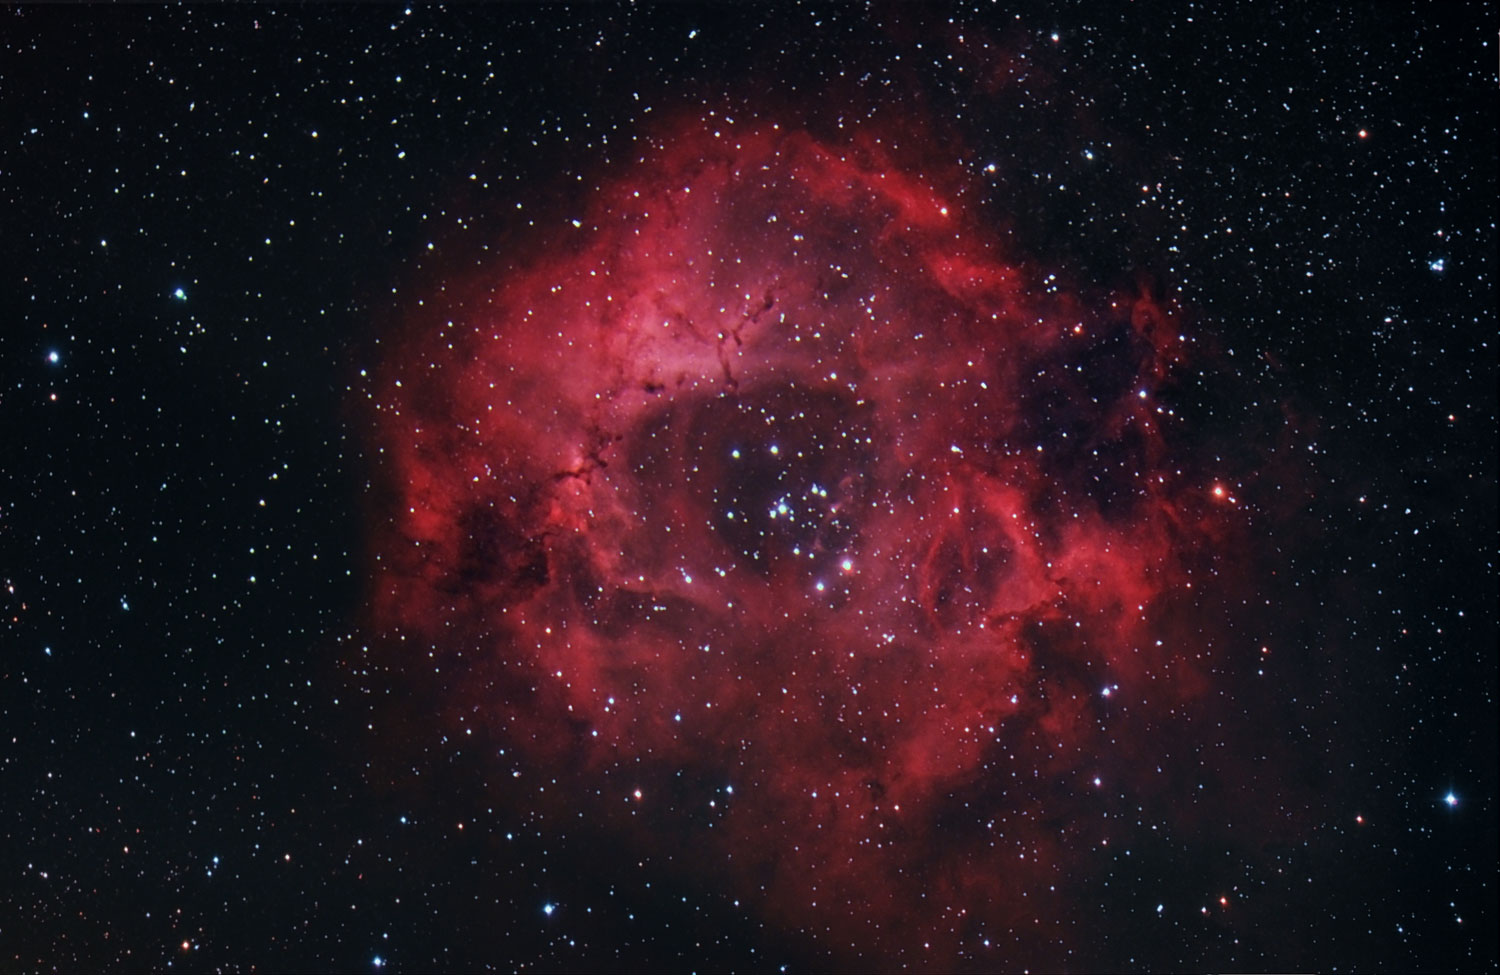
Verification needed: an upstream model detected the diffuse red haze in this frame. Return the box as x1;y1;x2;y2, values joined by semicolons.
364;116;1230;964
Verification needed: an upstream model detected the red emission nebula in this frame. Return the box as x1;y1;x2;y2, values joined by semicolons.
364;116;1247;963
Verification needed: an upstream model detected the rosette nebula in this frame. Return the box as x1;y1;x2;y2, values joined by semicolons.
364;118;1241;965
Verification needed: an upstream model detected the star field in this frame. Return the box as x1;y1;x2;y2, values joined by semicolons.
1;4;1493;972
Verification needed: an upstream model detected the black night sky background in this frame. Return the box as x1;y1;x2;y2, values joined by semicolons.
2;4;1495;973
